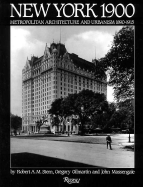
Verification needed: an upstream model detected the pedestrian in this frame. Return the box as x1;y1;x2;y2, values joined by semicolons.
106;134;112;150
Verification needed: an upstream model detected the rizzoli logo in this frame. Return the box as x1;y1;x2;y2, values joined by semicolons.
63;177;80;184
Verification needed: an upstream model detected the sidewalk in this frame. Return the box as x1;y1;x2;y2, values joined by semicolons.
11;138;134;168
11;133;134;149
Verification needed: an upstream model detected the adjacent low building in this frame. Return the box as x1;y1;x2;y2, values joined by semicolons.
22;42;107;133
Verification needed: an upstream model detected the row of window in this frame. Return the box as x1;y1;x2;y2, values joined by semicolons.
24;79;103;89
23;86;106;105
23;86;106;103
23;70;105;86
23;84;104;96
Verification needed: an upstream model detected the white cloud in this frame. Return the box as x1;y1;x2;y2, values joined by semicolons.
11;28;30;50
65;30;113;61
11;27;46;115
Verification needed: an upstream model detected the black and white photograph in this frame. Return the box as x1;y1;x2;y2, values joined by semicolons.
1;1;143;186
10;25;134;168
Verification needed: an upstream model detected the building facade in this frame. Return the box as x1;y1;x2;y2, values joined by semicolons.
22;42;107;133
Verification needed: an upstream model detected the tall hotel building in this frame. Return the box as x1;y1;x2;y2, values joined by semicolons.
22;42;107;132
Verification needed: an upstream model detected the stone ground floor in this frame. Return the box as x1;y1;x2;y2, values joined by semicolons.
22;122;80;134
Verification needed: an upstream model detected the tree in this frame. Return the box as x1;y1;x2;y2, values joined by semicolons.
62;90;106;135
108;99;134;130
11;114;22;135
50;115;60;133
49;98;66;133
49;98;63;116
49;90;107;135
61;93;78;133
90;102;116;130
109;108;127;129
118;99;134;130
36;119;43;133
95;26;134;102
102;102;116;129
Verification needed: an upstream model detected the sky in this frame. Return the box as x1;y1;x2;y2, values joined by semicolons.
11;25;123;116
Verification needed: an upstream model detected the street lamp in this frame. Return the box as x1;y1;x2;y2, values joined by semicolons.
80;106;85;135
128;121;131;143
129;99;134;143
68;121;70;136
129;130;131;142
81;106;84;112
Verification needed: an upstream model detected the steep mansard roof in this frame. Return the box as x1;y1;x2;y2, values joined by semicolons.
26;43;96;72
68;53;95;72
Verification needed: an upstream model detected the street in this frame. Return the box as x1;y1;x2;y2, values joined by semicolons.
11;134;134;168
